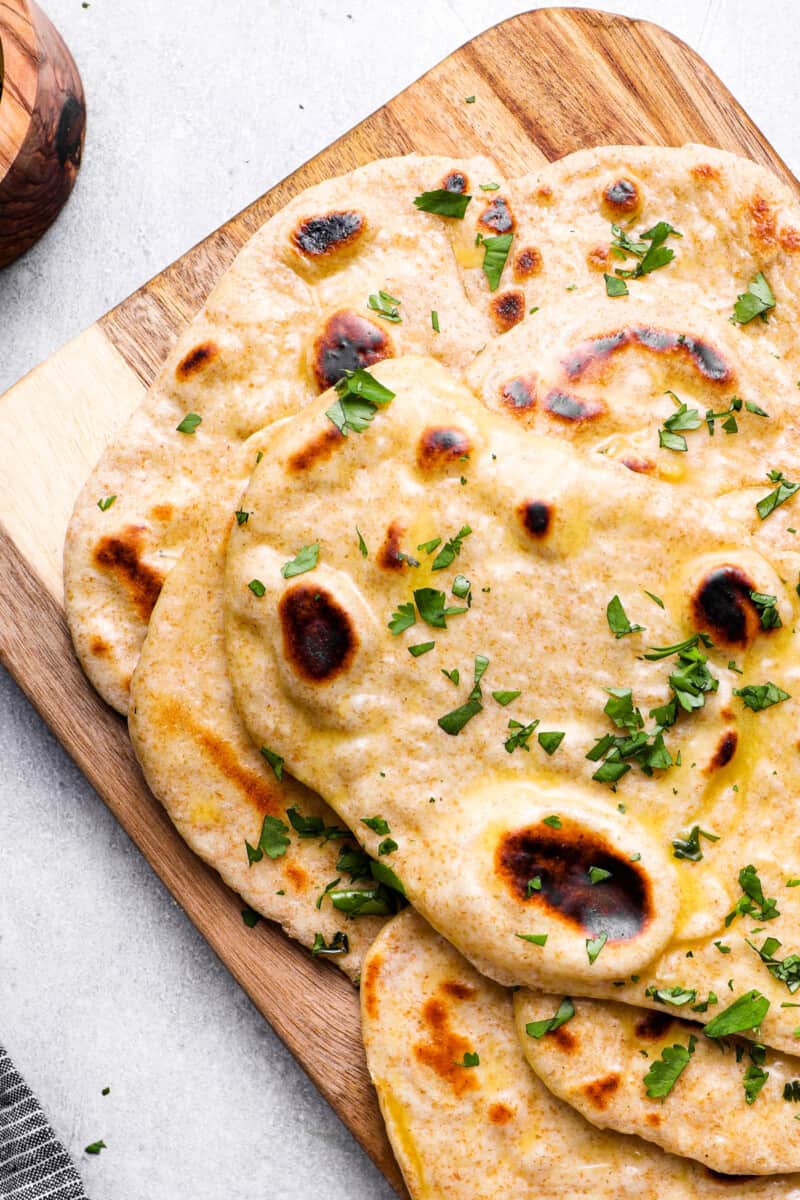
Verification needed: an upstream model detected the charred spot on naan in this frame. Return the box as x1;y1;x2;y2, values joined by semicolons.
175;340;219;381
552;1024;578;1053
311;310;393;392
512;246;542;280
780;225;800;252
500;376;536;413
414;989;479;1098
278;584;357;682
487;1102;514;1125
416;426;472;471
562;326;732;385
706;729;738;773
441;170;469;194
93;526;165;623
691;162;722;183
496;819;652;940
148;503;174;524
378;521;415;571
543;389;606;424
283;861;310;893
645;1112;662;1127
89;635;110;658
587;245;611;272
634;1010;675;1041
489;289;526;333
292;210;365;258
692;565;765;645
478;195;516;235
622;457;655;475
518;500;552;539
441;980;477;1000
287;423;345;472
582;1072;621;1110
601;178;641;217
362;953;383;1020
748;194;778;247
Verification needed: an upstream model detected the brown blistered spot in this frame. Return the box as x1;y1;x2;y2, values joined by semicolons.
377;521;416;571
414;995;479;1098
513;246;543;280
149;503;174;524
89;635;110;658
635;1010;674;1041
292;211;364;258
633;327;732;383
552;1025;578;1053
692;565;763;645
93;526;165;622
284;862;309;893
603;178;640;216
536;186;554;205
312;310;393;391
496;818;651;940
279;585;356;683
362;954;382;1021
417;426;472;470
175;341;219;382
544;389;606;423
587;245;610;271
488;1103;514;1125
622;457;655;475
518;500;552;539
490;289;525;333
441;980;477;1001
500;376;536;412
691;163;721;182
582;1072;621;1111
780;226;800;252
707;729;738;773
442;170;469;194
645;1112;662;1127
287;424;345;472
562;329;632;378
478;196;516;234
749;194;777;247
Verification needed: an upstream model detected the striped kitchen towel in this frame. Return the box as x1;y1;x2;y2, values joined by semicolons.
0;1046;87;1199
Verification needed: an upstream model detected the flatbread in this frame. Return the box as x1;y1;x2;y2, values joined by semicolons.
64;153;501;713
362;908;800;1196
515;992;800;1175
128;489;386;978
224;354;800;1051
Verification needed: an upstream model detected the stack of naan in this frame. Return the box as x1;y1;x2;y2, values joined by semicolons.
65;144;800;1192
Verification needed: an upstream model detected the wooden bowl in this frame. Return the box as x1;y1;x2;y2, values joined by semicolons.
0;0;85;268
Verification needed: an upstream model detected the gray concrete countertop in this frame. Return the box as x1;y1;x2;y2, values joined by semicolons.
2;3;799;1197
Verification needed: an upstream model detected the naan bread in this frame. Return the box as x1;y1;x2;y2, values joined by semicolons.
515;992;800;1175
362;908;800;1196
64;153;501;713
224;355;800;1050
128;491;385;978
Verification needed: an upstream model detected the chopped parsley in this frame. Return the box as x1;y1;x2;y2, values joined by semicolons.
84;1141;107;1155
413;188;472;219
431;525;472;571
588;866;612;885
538;730;565;755
480;232;513;291
176;412;202;434
311;931;349;956
326;368;395;436
439;697;483;735
248;578;266;596
97;495;116;511
784;1080;800;1102
235;508;250;526
259;746;284;780
378;837;398;856
367;289;402;323
280;542;319;578
747;934;800;993
643;632;713;661
356;526;368;557
492;690;520;706
645;985;696;1007
525;997;575;1039
241;906;260;928
414;586;467;629
643;1036;696;1100
505;718;539;753
644;590;664;609
455;1052;480;1067
734;681;790;711
543;815;562;829
452;574;471;600
431;309;440;332
604;273;628;297
441;667;460;685
409;641;435;657
610;219;682;280
749;590;782;630
388;602;416;635
606;595;644;638
756;469;799;520
516;933;548;946
586;932;608;964
743;1044;769;1105
287;807;347;842
362;816;390;835
245;814;290;864
731;271;775;325
479;182;500;191
703;989;770;1037
725;864;779;927
671;824;719;862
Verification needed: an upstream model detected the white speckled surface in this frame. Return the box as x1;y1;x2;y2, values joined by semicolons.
2;3;800;1197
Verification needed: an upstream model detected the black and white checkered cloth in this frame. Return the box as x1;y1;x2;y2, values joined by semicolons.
0;1047;87;1199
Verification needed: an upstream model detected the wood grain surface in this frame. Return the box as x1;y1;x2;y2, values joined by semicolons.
0;0;85;267
1;8;797;1193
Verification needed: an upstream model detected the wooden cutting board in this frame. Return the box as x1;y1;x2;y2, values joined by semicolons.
1;8;797;1195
